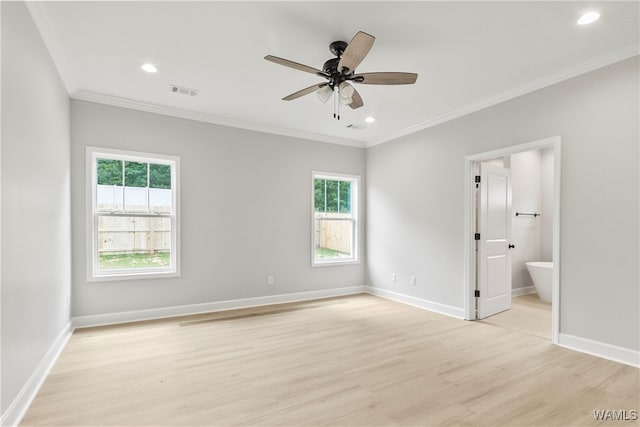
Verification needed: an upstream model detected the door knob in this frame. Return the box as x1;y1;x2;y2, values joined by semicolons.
508;244;515;249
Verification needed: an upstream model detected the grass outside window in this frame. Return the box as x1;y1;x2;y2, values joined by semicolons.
99;252;170;270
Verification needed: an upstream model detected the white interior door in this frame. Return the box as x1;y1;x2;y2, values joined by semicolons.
477;162;512;319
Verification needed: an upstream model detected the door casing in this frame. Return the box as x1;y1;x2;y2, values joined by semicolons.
464;136;561;344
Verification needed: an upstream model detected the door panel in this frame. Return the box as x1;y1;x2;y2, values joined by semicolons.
487;174;508;239
477;163;512;319
486;254;508;299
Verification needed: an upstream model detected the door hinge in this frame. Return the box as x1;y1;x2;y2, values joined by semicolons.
474;233;480;240
474;290;480;298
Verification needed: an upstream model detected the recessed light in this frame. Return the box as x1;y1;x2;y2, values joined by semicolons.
365;116;376;124
141;63;158;73
577;11;600;26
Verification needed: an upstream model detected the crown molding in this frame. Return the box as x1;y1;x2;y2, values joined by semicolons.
27;0;638;150
26;1;78;95
72;91;366;148
366;43;640;148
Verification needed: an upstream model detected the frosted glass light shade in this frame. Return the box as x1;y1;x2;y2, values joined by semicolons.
338;82;354;105
317;86;333;103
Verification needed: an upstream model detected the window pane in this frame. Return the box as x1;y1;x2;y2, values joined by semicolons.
326;180;339;212
314;179;325;212
338;181;351;213
124;161;148;187
314;218;353;260
96;159;123;212
124;186;148;212
96;184;123;212
97;159;123;185
149;188;172;214
150;164;171;189
149;164;172;213
98;215;171;271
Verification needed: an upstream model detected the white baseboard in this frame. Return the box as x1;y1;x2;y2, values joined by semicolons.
512;285;536;296
558;333;639;368
1;322;73;427
72;286;367;329
364;286;465;319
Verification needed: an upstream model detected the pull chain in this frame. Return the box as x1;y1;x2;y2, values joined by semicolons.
333;87;336;119
333;86;340;119
333;86;340;120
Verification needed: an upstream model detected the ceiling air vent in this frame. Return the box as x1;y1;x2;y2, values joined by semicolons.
169;84;199;97
346;123;367;130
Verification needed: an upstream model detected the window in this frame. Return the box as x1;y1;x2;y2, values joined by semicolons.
87;147;179;280
312;172;359;266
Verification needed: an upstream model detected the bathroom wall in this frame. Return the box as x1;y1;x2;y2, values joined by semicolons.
510;150;543;290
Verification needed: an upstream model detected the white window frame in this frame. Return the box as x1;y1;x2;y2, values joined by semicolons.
311;171;360;267
86;146;180;282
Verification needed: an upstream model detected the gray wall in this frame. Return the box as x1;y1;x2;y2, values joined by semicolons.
366;57;639;351
1;2;71;413
71;101;366;316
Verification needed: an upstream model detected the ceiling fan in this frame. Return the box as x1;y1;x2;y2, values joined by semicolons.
265;31;418;120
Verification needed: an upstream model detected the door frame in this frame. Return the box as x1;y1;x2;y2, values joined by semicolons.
463;136;561;344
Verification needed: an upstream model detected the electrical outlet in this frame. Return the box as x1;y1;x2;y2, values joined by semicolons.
410;276;416;286
391;273;397;283
267;276;274;286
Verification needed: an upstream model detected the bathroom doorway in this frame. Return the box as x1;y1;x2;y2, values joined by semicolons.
464;136;561;344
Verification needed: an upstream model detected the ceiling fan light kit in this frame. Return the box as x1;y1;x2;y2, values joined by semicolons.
317;85;333;103
339;82;355;105
265;31;418;120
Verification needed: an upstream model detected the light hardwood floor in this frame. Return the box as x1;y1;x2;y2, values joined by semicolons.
479;294;552;340
21;294;639;426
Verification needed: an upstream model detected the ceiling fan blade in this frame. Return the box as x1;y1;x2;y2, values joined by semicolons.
352;72;418;85
338;31;375;74
282;83;328;101
265;55;328;78
348;88;364;109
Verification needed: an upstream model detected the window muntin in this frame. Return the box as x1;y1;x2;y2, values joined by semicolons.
88;148;179;280
312;172;359;266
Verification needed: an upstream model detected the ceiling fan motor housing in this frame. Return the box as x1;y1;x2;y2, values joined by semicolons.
329;41;348;57
323;41;357;88
322;57;340;74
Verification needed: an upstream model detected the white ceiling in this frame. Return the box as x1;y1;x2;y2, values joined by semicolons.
30;1;639;147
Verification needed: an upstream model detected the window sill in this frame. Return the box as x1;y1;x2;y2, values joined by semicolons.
312;259;360;268
88;270;180;282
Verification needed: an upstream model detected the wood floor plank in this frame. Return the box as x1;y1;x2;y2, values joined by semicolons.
20;294;639;426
